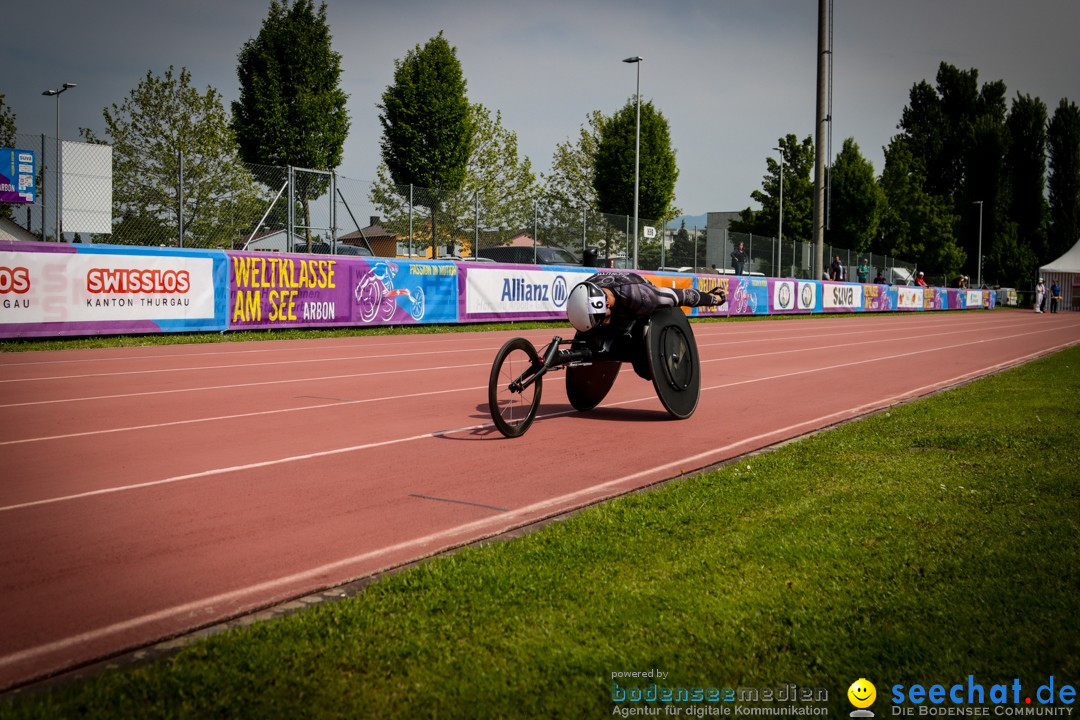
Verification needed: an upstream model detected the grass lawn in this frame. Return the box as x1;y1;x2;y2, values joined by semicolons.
1;340;1077;719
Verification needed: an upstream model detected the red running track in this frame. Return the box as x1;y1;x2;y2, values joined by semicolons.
1;309;1078;690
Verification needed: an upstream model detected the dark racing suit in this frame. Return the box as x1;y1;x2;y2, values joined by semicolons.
586;272;724;326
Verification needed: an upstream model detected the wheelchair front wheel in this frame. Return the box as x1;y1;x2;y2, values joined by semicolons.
488;338;543;438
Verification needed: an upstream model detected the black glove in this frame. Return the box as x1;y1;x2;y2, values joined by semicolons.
708;287;726;305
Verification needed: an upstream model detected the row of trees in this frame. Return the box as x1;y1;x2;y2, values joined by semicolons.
732;62;1080;287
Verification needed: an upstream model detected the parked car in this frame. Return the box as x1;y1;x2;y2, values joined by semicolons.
476;245;582;266
307;242;372;256
442;255;497;263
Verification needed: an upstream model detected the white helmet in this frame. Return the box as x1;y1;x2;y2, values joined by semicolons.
566;281;608;332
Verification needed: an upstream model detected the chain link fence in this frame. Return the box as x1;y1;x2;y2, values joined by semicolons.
4;133;933;285
715;231;922;286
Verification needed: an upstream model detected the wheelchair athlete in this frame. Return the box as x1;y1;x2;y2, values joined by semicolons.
566;272;726;333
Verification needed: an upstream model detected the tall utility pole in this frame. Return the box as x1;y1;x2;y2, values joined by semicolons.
623;56;643;270
773;146;784;276
812;0;829;280
974;200;984;288
41;82;77;242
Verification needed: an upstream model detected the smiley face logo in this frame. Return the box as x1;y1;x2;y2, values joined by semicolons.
848;678;876;709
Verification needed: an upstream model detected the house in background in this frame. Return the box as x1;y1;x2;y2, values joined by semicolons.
339;217;395;257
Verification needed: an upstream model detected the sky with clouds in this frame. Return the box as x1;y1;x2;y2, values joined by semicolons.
5;0;1079;217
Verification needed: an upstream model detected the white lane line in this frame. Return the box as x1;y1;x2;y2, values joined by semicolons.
0;362;490;410
0;337;1066;673
2;329;1073;514
0;384;487;447
0;346;497;383
0;335;498;368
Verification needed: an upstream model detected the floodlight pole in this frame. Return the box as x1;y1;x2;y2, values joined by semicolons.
773;146;784;277
41;82;76;242
623;56;643;270
974;200;984;288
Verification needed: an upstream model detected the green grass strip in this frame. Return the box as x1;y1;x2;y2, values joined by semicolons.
2;346;1078;719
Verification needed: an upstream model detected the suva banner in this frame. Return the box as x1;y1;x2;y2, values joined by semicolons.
0;241;227;337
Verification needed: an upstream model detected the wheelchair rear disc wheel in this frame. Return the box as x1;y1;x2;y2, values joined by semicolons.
646;308;700;419
488;338;543;438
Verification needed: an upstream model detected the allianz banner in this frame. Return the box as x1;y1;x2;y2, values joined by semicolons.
459;265;592;322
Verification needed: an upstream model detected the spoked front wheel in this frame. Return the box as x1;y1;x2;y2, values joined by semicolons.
488;338;543;438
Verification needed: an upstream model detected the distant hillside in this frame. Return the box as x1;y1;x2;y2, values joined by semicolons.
667;213;709;230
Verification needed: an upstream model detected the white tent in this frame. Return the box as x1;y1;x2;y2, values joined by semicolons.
1040;237;1080;312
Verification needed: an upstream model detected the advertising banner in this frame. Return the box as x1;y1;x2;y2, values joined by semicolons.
862;284;893;312
0;241;227;337
821;282;864;312
228;253;458;330
460;264;591;322
896;286;924;310
924;287;948;311
797;281;819;312
769;279;800;314
694;275;769;317
0;149;36;204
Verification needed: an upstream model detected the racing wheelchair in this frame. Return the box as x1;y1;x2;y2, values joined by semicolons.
487;306;701;438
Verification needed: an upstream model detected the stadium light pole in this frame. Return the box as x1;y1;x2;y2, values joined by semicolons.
623;56;642;269
773;146;784;276
973;200;983;288
42;82;77;242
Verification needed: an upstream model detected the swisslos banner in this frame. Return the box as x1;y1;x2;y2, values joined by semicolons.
0;242;227;337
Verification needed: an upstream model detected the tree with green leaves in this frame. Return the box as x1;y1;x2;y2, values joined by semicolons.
379;31;473;257
1048;98;1080;264
878;137;964;276
82;66;260;247
731;134;814;245
826;138;884;253
370;103;536;256
458;105;537;248
593;98;678;225
232;0;349;249
896;62;1007;280
900;63;1006;201
542;109;603;211
1005;93;1049;268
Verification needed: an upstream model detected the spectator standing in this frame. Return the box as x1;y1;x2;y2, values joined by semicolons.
1050;280;1061;313
1035;279;1046;313
829;256;845;281
857;259;869;283
731;242;747;276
